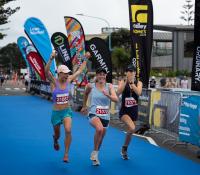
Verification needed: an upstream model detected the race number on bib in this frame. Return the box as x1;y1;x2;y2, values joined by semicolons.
96;106;109;116
125;97;137;107
56;93;69;104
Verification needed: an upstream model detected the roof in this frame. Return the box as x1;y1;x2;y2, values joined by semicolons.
154;25;194;32
85;33;108;40
153;32;172;41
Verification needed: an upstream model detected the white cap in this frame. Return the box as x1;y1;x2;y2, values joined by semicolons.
57;65;71;74
152;76;155;79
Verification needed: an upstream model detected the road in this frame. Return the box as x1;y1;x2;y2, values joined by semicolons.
0;80;28;96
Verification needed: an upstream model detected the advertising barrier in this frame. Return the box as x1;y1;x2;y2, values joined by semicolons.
179;95;200;146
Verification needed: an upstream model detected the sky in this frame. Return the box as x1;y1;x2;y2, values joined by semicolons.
0;0;195;47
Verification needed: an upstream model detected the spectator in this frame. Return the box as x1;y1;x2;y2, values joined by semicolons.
172;77;179;88
0;73;5;87
160;78;167;87
149;76;156;88
180;76;189;89
24;73;30;92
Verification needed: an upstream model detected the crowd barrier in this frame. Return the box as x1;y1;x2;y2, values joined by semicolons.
29;80;51;99
29;80;200;147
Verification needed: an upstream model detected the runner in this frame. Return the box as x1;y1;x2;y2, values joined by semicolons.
45;50;91;163
117;64;143;160
81;67;118;166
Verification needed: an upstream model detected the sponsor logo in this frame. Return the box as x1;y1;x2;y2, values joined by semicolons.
26;45;36;55
22;41;29;47
54;35;64;46
59;44;71;62
30;27;44;35
194;46;200;83
134;43;140;80
90;44;110;74
29;56;42;74
131;5;148;36
183;101;197;110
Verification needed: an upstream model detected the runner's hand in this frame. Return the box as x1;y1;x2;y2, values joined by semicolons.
51;50;57;60
102;89;110;97
81;106;88;115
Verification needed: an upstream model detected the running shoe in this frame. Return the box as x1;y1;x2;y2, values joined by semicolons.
53;135;60;151
90;151;100;166
90;151;97;161
121;146;129;160
92;159;100;166
63;154;69;163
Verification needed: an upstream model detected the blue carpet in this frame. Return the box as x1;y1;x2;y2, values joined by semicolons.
0;96;199;175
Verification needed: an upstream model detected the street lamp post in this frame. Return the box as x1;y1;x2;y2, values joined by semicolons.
76;13;112;51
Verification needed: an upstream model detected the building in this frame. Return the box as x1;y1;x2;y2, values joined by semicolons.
85;25;194;72
153;25;194;72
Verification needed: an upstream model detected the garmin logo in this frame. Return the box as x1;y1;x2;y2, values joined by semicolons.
183;101;197;110
30;27;44;35
90;44;110;74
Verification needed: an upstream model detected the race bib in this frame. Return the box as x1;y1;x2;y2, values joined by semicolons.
96;106;109;116
125;97;137;107
56;93;69;104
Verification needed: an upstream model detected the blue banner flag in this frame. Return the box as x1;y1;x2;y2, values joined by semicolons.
24;17;56;75
17;36;36;78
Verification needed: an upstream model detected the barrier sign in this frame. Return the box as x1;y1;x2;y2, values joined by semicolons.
179;95;200;146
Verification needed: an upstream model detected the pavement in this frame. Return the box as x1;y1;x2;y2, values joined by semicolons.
0;80;28;96
1;80;200;164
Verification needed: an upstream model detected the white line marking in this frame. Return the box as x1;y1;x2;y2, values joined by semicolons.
124;132;158;147
14;88;20;90
5;88;11;90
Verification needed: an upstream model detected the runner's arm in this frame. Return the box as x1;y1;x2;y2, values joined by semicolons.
117;79;126;95
81;83;92;115
82;83;92;108
68;52;91;83
103;84;119;102
129;80;143;96
45;51;56;87
109;84;119;102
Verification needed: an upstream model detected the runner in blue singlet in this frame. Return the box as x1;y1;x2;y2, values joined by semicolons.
81;67;118;166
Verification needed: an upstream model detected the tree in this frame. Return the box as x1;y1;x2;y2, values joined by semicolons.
106;29;131;76
180;0;194;25
108;28;131;51
112;47;130;76
0;0;20;39
0;43;26;74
